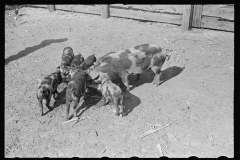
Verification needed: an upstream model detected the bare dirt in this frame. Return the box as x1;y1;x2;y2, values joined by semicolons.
5;7;234;158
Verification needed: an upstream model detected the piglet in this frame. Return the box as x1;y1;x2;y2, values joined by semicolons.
36;66;62;116
60;47;75;80
70;52;85;70
65;69;90;120
79;54;96;70
100;78;124;117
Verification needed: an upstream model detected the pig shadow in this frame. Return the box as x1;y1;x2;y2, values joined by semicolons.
5;38;68;65
44;85;102;117
74;87;102;119
129;66;185;90
123;91;141;116
42;85;67;116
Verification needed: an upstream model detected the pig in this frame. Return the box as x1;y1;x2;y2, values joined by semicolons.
65;69;91;120
70;53;85;70
36;66;62;116
60;47;75;80
89;44;170;91
78;54;96;70
88;63;127;92
93;51;116;67
100;78;124;117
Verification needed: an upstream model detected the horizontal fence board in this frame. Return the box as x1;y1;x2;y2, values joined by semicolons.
110;4;184;14
110;8;182;24
201;16;234;32
142;11;182;24
110;7;146;20
29;5;47;8
202;5;234;20
56;5;100;15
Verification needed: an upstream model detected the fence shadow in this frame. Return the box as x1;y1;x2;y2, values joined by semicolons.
5;38;68;65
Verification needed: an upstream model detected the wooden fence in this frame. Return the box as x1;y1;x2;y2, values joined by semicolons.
30;4;234;32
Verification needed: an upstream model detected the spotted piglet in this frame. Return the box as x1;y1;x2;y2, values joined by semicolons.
65;69;91;120
79;54;96;71
100;78;124;117
70;52;85;70
60;47;75;80
36;66;62;116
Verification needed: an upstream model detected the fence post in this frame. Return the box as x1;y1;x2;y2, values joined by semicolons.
181;5;194;31
47;5;56;12
101;5;110;19
192;5;203;28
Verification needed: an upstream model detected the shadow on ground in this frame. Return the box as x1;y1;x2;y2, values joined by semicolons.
123;91;141;116
5;38;68;65
75;87;102;119
130;66;185;90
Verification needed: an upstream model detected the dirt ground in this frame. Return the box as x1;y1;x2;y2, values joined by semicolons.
5;7;234;158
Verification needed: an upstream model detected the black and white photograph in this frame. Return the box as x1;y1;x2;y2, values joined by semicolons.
5;4;234;158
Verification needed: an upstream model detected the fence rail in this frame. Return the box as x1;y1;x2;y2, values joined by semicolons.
29;5;234;32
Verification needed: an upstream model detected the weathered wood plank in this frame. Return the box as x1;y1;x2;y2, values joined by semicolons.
110;7;182;24
142;12;182;24
192;5;203;28
110;4;184;14
201;15;234;32
202;5;234;20
56;5;101;15
101;5;110;19
29;5;47;8
181;5;194;31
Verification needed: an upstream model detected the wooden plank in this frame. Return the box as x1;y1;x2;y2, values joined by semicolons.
202;5;234;20
201;15;234;32
56;5;101;15
28;5;47;8
101;5;110;19
110;4;184;14
110;7;182;24
47;5;55;12
142;12;182;24
181;5;194;31
192;5;203;28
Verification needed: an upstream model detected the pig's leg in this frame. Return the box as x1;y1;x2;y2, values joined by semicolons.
38;101;43;116
53;90;59;99
151;66;163;86
113;96;120;116
103;96;110;106
65;101;71;120
119;95;124;117
72;99;79;118
120;71;130;91
45;98;52;111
